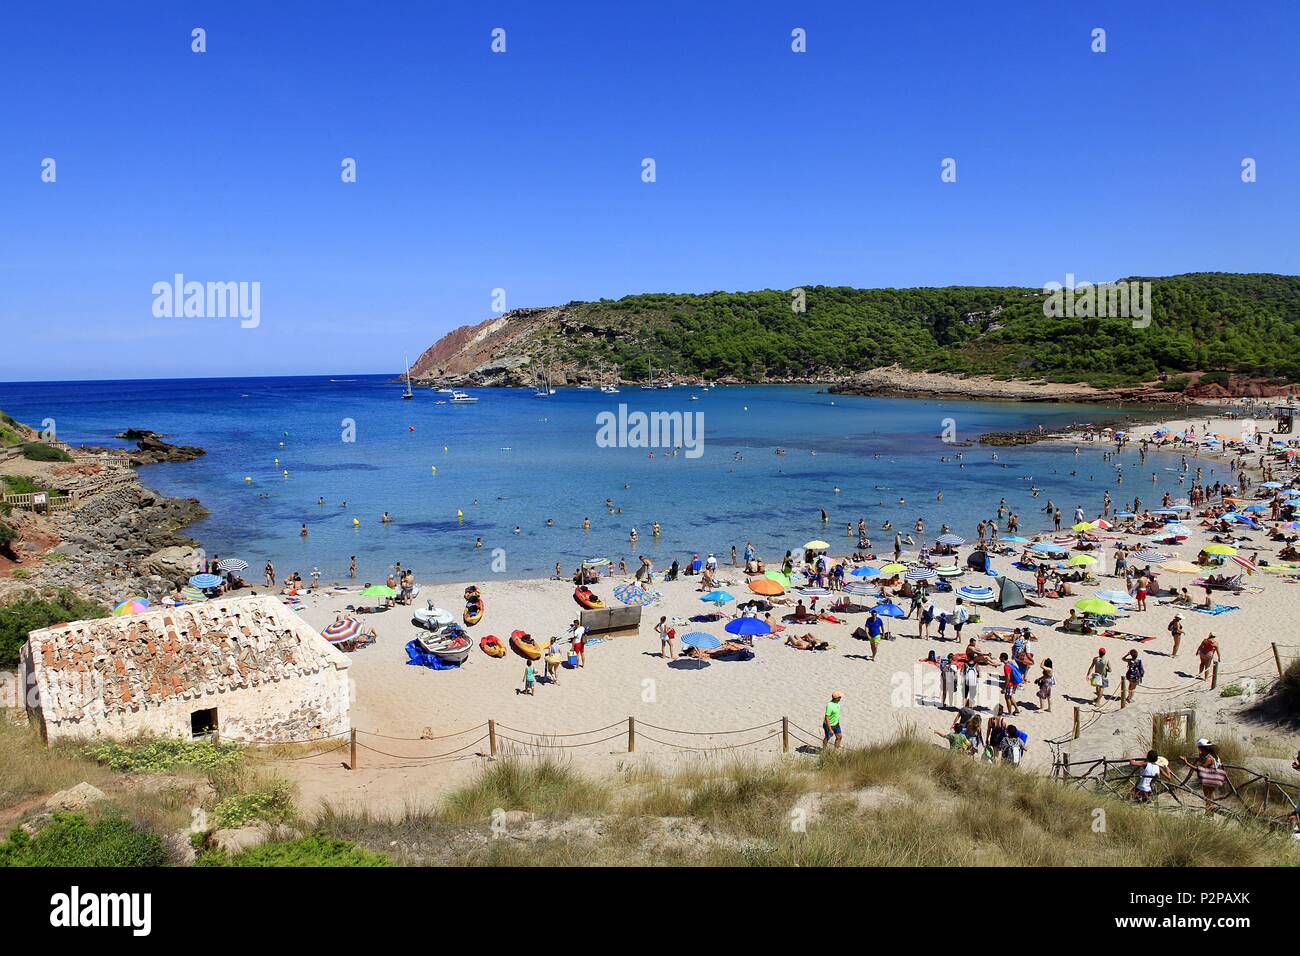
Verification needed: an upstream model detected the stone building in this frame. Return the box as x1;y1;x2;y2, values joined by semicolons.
20;595;350;744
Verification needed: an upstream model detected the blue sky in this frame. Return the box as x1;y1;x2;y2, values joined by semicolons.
1;1;1297;381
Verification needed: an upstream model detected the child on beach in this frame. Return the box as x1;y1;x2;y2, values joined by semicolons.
522;662;536;696
1034;658;1055;713
1128;750;1171;802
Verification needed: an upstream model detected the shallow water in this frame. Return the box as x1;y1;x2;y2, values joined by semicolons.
0;377;1206;582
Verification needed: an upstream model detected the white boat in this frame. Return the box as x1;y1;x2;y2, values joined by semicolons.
600;365;620;394
437;388;454;394
412;602;457;630
641;359;657;390
533;362;555;397
449;390;478;403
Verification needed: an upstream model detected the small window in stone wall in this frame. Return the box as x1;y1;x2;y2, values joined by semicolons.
190;707;218;740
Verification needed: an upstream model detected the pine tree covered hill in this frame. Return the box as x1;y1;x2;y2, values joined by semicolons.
532;273;1300;389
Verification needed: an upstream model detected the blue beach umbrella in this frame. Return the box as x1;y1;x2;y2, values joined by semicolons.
680;632;723;650
1261;482;1282;489
189;573;222;589
872;602;906;618
1243;503;1269;512
700;590;734;604
850;566;880;578
725;617;772;636
1002;535;1030;543
842;581;880;597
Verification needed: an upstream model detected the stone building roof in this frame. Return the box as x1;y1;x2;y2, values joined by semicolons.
26;595;347;722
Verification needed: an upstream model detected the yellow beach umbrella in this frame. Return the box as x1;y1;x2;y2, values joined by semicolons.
803;540;830;551
1202;544;1237;556
1072;521;1093;532
1075;597;1116;616
1066;554;1096;566
879;563;907;574
1160;560;1200;574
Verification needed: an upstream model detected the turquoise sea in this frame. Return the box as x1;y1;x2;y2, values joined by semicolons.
0;377;1204;582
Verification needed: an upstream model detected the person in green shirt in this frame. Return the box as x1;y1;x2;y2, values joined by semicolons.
822;691;844;748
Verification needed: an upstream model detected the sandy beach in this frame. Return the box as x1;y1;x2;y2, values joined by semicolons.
256;408;1300;813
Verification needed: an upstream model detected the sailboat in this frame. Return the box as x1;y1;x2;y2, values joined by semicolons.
402;354;414;399
640;359;657;390
600;365;620;394
533;362;554;397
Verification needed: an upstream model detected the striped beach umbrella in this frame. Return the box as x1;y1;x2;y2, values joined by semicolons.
904;565;938;582
1132;549;1169;563
956;585;996;603
842;581;880;597
936;534;966;546
1229;555;1258;574
680;632;722;650
188;573;222;589
179;586;208;603
216;558;249;573
320;617;363;644
112;598;150;616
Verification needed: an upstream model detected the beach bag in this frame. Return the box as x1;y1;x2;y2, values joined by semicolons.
1007;662;1023;686
1126;659;1144;683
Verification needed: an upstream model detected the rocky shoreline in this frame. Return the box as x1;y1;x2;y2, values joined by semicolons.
1;432;209;608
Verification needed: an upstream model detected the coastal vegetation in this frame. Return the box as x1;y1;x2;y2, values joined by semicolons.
527;273;1300;389
18;442;70;463
0;589;109;669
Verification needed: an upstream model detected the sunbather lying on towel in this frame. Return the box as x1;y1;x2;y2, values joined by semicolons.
786;633;832;651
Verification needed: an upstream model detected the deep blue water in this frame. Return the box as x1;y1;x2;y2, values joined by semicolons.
0;376;1202;581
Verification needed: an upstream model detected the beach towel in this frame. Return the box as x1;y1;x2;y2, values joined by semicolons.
1097;629;1158;643
1018;615;1060;627
1191;604;1239;616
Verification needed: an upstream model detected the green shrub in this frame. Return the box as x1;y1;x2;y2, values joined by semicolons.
1219;684;1244;698
19;443;71;462
213;782;295;829
87;738;245;774
0;589;109;668
1;475;49;496
0;813;167;867
198;833;390;867
1276;659;1300;717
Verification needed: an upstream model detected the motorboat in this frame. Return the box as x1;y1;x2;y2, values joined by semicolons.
449;390;478;403
417;625;472;664
412;601;456;630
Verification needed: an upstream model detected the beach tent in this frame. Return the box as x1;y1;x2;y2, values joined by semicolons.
966;550;991;573
994;576;1027;612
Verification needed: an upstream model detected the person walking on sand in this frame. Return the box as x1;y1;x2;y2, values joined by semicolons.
265;560;275;588
866;610;884;661
1122;649;1144;703
1086;647;1110;707
1168;613;1183;656
569;619;587;668
522;661;536;696
349;555;356;579
822;691;843;749
919;594;935;639
1034;658;1055;713
962;657;980;708
1196;633;1220;681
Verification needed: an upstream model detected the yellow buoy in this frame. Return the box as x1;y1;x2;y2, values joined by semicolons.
443;446;448;453
274;458;279;465
282;470;288;477
431;465;437;474
352;518;359;527
457;509;464;520
244;476;252;483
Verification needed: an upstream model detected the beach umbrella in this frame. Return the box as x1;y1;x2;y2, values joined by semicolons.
803;540;830;551
680;632;722;650
700;590;734;604
320;617;363;644
1243;503;1269;512
878;563;907;574
1065;554;1096;566
1071;521;1093;532
842;581;880;597
1283;521;1300;530
216;558;249;573
797;586;830;596
1160;560;1201;574
1094;590;1136;605
1132;549;1169;562
956;585;996;604
112;598;150;616
1114;512;1136;519
1002;535;1029;543
1075;598;1117;616
936;533;966;546
747;577;784;596
872;602;906;618
850;566;880;578
1229;555;1258;574
725;617;772;636
179;586;208;603
582;558;610;567
935;565;964;577
360;584;396;597
1031;542;1064;553
763;570;792;587
1261;481;1282;489
904;566;937;582
188;573;223;589
1090;519;1114;530
1202;544;1237;556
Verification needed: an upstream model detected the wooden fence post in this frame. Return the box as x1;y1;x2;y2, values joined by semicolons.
488;719;497;758
349;728;357;770
1273;642;1283;676
1211;662;1219;691
1151;714;1159;747
1119;678;1127;708
1072;706;1081;740
782;717;789;753
627;716;635;753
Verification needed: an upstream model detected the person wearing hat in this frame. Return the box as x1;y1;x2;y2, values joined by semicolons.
1128;749;1172;803
1180;739;1226;814
822;691;844;749
1167;613;1184;657
1086;647;1111;707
